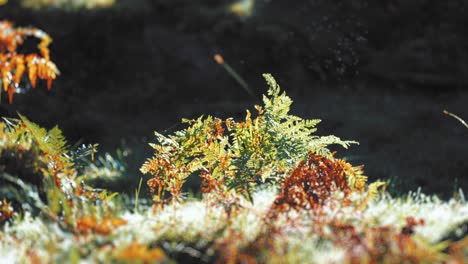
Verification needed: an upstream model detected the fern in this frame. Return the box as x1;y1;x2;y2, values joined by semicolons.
141;74;359;203
18;114;67;155
0;21;59;103
0;115;127;230
17;114;73;174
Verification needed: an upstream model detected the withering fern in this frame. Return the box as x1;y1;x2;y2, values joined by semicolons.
141;74;358;203
0;20;59;103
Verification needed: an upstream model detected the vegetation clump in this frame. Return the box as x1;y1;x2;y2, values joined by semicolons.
0;114;124;227
271;153;364;212
141;74;358;204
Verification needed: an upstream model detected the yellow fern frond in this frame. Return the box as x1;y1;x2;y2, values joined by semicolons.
367;181;387;200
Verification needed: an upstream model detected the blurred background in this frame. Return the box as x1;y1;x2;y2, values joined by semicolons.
0;0;467;197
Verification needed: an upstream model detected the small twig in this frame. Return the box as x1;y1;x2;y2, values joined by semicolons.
443;110;468;129
214;54;255;98
134;177;143;213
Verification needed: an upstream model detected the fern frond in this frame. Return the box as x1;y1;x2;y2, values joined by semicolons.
18;114;68;157
263;73;280;97
367;181;387;200
0;21;59;103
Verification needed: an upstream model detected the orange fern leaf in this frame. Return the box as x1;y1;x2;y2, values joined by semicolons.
118;242;166;263
0;20;59;103
75;216;127;235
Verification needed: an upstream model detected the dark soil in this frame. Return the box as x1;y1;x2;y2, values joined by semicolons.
1;0;467;197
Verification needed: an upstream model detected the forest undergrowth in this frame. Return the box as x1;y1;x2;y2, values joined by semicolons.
0;20;467;264
0;74;466;263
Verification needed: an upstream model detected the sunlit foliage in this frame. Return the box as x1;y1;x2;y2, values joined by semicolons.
229;0;255;18
0;21;58;103
20;0;115;10
141;74;357;204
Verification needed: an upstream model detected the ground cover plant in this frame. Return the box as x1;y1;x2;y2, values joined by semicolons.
0;69;467;263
